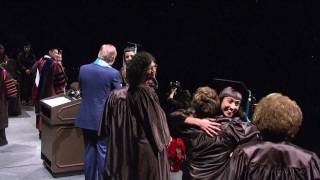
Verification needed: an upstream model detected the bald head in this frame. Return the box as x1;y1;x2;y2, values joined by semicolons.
98;44;117;65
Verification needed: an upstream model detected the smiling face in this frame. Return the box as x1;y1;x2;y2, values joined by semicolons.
145;61;157;79
220;96;241;117
124;51;135;64
49;49;59;60
126;51;157;87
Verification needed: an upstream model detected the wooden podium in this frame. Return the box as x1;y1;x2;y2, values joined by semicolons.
40;94;84;177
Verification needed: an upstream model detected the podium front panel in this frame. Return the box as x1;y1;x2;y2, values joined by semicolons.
41;121;85;174
54;126;84;169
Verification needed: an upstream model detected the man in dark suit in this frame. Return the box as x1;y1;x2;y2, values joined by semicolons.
75;44;122;180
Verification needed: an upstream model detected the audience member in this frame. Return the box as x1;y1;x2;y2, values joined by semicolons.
17;43;37;105
165;81;192;113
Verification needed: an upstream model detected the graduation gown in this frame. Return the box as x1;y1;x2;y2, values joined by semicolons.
181;117;259;180
33;57;67;130
0;67;17;129
104;85;171;180
6;58;21;116
227;141;320;180
17;51;36;102
168;110;260;180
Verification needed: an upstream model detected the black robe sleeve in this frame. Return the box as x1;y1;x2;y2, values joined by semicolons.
181;117;260;180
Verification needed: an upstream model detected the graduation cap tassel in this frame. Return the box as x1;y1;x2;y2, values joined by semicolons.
244;90;252;122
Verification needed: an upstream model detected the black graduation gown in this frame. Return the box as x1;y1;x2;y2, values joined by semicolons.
174;115;259;180
227;141;320;180
104;85;171;180
0;67;17;129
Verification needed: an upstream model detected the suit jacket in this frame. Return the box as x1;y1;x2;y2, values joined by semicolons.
75;62;121;132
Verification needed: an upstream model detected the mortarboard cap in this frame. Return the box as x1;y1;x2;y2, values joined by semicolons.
213;78;249;102
124;46;135;53
213;78;253;122
126;42;141;54
23;42;32;48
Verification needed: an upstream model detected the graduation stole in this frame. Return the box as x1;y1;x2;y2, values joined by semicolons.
38;57;54;97
1;67;17;97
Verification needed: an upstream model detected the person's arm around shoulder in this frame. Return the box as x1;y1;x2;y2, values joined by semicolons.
169;110;221;137
185;116;221;137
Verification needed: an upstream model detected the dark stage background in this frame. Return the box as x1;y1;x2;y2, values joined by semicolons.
1;1;320;154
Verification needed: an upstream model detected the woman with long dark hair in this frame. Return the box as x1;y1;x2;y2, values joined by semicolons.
103;51;171;180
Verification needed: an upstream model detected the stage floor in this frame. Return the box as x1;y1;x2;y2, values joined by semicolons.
0;105;182;180
0;106;84;180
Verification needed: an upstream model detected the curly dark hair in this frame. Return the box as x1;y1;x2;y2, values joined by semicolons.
253;93;303;139
126;51;156;87
192;86;220;118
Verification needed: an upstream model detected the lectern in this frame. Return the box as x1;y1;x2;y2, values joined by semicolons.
40;94;84;177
